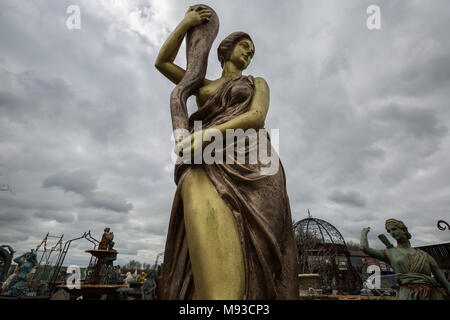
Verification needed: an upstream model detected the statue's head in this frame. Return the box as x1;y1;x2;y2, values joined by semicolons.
218;32;255;70
104;227;110;232
24;250;37;264
385;219;411;241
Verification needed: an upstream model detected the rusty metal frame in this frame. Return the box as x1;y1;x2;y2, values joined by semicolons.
48;231;99;293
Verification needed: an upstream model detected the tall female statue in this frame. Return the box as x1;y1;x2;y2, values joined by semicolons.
361;219;450;300
155;5;299;299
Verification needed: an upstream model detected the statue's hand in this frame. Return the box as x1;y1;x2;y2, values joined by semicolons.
184;6;212;28
361;227;371;235
174;128;219;159
175;130;203;159
175;133;193;158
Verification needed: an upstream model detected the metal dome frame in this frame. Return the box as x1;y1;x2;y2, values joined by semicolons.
294;213;362;295
294;217;347;247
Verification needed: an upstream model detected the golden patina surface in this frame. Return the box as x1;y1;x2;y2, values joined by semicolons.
182;168;245;299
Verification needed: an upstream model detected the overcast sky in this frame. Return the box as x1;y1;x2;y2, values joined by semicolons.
1;0;449;267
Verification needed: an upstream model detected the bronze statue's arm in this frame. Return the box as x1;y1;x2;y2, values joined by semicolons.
215;77;269;134
13;254;25;265
428;254;450;295
360;227;386;261
154;7;212;86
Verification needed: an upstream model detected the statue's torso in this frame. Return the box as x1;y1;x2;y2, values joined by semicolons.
386;247;432;275
196;78;228;108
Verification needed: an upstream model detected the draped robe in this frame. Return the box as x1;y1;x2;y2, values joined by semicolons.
162;75;299;299
383;247;446;300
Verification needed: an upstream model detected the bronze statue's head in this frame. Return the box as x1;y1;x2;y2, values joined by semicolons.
385;219;412;240
218;32;255;70
104;227;110;232
24;250;37;264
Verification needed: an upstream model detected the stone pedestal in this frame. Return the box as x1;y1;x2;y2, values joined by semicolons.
298;273;319;300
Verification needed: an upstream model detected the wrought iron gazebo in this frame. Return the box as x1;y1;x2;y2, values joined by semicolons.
294;211;362;294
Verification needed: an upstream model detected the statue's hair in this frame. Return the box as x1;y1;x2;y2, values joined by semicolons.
385;219;412;239
217;32;254;68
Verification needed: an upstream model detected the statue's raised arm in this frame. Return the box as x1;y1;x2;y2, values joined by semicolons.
155;5;219;141
360;227;386;261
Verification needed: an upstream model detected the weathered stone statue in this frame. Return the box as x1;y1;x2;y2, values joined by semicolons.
155;4;298;299
6;249;37;297
98;227;114;250
360;219;450;300
141;272;157;300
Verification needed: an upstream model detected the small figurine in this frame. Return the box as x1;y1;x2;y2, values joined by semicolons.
111;265;122;284
141;271;157;300
124;271;134;285
140;271;147;283
6;249;37;297
98;227;114;250
361;219;450;300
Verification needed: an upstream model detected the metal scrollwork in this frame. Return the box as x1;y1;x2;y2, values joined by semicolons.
437;220;450;231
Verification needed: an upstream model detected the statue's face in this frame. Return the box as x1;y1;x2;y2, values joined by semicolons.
386;224;407;240
229;39;255;70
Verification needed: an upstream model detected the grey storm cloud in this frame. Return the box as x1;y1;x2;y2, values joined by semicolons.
81;192;133;213
33;211;75;223
375;104;448;139
0;210;28;223
42;170;133;213
1;0;450;265
42;170;97;195
328;190;367;208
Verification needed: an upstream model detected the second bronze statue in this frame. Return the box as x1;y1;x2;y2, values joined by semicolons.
155;4;299;300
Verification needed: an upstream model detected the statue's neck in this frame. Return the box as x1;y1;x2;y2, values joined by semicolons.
396;238;411;249
221;61;242;79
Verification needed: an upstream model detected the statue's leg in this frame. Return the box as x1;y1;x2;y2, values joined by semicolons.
181;168;245;299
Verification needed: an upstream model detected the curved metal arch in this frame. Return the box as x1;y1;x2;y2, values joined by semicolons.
317;218;346;246
306;218;312;237
293;217;346;246
314;219;329;244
